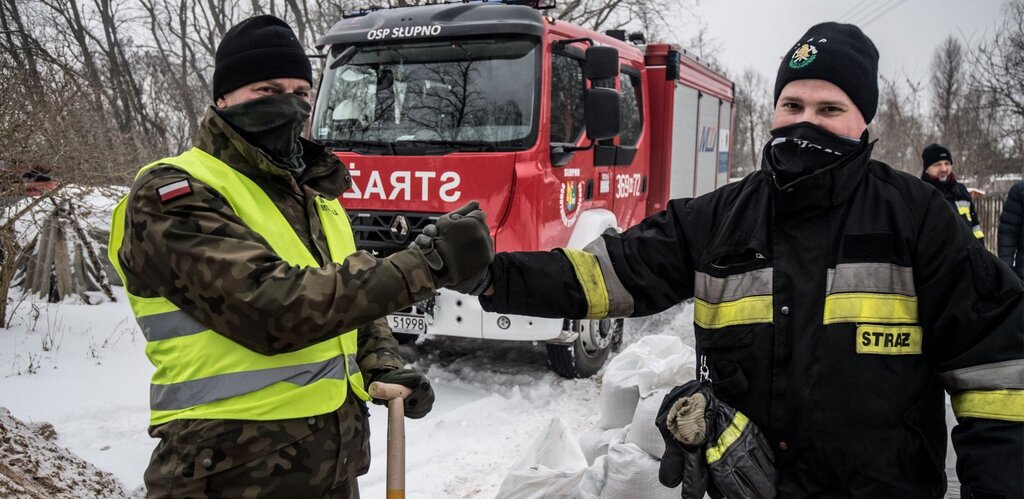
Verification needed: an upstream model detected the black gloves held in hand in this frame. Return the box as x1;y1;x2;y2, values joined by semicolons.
412;201;494;290
367;368;434;419
656;380;776;499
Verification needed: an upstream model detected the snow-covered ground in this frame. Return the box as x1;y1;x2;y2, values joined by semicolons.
0;282;694;497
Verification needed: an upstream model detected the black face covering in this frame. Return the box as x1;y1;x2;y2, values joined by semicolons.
214;93;311;173
768;121;863;186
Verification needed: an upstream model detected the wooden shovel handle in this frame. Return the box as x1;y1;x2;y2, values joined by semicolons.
368;381;411;499
369;381;413;401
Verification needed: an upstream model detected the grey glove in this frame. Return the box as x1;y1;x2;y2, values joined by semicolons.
412;201;494;289
367;368;434;419
657;380;776;499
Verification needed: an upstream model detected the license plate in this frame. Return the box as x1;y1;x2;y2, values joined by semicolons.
387;313;428;335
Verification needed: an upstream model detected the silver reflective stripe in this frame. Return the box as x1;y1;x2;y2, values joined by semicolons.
956;200;971;210
939;359;1024;393
151;355;346;411
695;268;773;304
137;310;209;341
583;235;635;317
346;353;360;376
826;263;915;297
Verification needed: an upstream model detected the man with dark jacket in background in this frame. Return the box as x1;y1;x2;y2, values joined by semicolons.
108;15;492;498
921;143;984;241
460;22;1023;498
999;180;1024;278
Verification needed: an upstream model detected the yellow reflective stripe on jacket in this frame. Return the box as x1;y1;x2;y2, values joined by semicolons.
823;293;918;324
562;248;610;319
110;148;368;425
693;268;774;329
695;296;774;329
951;389;1024;422
823;263;918;324
956;200;972;220
973;226;984;239
706;411;749;463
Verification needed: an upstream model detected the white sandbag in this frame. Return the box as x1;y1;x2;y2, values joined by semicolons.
497;417;606;499
579;425;630;466
627;389;669;458
600;368;641;429
599;442;680;499
600;335;696;429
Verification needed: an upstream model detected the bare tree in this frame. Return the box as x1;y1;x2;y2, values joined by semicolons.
929;35;964;149
732;67;772;176
872;77;929;173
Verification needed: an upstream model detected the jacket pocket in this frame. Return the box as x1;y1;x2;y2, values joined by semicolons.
191;414;330;480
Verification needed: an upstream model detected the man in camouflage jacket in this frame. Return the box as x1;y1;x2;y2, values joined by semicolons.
113;15;492;498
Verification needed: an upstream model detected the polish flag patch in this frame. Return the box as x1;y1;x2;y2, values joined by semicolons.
157;179;193;203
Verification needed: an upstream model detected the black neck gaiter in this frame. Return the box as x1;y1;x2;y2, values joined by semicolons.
214;93;311;174
768;121;863;186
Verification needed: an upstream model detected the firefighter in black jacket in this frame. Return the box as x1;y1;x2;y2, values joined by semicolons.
461;22;1022;498
921;143;984;241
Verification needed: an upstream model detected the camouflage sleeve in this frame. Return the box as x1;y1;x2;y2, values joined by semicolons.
118;168;436;355
356;317;405;378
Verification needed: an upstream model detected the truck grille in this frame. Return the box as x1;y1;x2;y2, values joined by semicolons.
348;210;440;257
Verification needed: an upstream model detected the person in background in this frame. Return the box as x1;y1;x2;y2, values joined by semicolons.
921;143;984;241
457;22;1023;498
108;15;492;498
998;180;1024;279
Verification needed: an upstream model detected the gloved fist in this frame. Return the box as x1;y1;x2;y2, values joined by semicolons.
412;201;494;289
368;368;434;419
657;380;776;499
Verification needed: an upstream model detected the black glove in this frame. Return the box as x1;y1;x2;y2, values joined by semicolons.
367;368;435;419
412;201;494;289
657;380;776;499
703;390;775;499
448;265;493;296
657;381;710;499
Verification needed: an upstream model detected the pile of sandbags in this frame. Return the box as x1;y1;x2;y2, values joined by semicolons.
496;336;696;499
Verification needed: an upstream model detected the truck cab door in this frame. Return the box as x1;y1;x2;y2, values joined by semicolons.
549;44;596;231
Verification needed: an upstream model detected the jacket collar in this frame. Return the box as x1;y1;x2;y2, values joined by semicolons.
194;108;351;198
760;137;875;211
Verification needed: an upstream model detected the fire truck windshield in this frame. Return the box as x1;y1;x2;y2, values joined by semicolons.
312;37;539;154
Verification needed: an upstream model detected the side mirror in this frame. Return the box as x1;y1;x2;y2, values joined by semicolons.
585;87;619;141
584;46;619;81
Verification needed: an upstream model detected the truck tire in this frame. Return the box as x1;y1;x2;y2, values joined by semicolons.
546;318;624;378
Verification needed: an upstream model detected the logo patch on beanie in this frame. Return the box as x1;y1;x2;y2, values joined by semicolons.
789;42;818;69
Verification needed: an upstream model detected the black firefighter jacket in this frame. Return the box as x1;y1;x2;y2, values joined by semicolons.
481;141;1024;498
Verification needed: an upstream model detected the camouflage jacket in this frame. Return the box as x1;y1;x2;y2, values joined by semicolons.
118;108;436;490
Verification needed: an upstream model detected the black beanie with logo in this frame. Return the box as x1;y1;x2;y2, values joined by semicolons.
922;143;953;169
773;22;880;123
212;15;313;99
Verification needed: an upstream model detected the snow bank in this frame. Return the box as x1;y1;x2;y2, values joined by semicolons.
0;407;128;499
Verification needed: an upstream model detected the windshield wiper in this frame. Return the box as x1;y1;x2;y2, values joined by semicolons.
394;139;499;152
319;138;395;155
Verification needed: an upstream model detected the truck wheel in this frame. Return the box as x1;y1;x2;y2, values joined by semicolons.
546;318;624;378
393;333;419;345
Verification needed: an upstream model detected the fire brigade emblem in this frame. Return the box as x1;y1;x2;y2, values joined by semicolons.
559;181;582;226
789;42;817;69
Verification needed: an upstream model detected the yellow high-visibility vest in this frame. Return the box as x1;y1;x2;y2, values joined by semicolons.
109;147;369;425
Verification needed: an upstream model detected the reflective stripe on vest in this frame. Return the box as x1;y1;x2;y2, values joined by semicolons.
109;147;369;425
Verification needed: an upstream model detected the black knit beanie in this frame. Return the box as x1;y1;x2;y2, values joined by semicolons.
922;143;953;169
774;22;879;123
212;15;313;99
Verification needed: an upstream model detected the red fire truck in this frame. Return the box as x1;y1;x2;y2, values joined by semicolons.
312;1;734;378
